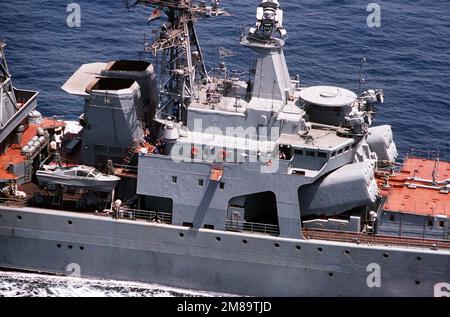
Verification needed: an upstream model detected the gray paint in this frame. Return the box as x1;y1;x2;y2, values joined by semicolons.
0;206;448;296
82;79;144;165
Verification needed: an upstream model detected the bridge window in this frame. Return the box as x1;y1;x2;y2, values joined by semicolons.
306;151;315;157
318;152;327;158
338;148;344;154
331;151;336;157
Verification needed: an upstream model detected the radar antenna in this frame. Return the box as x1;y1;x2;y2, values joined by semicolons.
126;0;230;124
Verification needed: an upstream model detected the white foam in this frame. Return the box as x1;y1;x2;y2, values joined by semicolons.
0;271;234;297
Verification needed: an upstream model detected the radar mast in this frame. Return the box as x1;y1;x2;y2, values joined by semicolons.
126;0;229;124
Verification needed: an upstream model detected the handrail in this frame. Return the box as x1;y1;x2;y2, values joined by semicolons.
303;228;450;250
115;207;172;224
225;219;280;236
0;196;30;207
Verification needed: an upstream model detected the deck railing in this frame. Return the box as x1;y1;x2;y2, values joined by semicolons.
303;228;450;250
225;219;280;236
115;207;172;224
0;196;30;207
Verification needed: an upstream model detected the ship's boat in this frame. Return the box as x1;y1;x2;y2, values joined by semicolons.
36;165;120;191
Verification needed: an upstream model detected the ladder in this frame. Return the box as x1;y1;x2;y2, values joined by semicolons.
123;144;138;165
23;159;32;183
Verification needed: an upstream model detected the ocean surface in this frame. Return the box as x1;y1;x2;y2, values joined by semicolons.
0;0;449;296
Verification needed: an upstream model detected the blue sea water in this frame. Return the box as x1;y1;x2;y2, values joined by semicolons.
0;0;449;296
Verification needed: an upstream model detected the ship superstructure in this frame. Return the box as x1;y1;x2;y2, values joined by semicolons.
0;1;448;297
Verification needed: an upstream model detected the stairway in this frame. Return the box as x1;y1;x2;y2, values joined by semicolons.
123;144;138;166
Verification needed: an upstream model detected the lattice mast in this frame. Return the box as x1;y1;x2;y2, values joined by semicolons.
0;41;18;116
127;0;226;124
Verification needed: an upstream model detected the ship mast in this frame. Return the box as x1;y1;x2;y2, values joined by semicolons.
0;41;18;123
126;0;228;124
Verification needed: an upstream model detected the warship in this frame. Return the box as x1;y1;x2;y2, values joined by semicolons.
0;0;449;297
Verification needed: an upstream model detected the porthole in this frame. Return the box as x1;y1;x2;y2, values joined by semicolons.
17;215;22;220
383;252;389;258
317;247;323;252
216;237;221;242
57;244;62;248
415;280;421;285
416;256;422;262
67;220;73;225
242;239;248;245
68;245;73;249
295;245;301;250
80;246;84;250
344;249;351;255
328;272;334;277
179;232;184;238
274;242;280;248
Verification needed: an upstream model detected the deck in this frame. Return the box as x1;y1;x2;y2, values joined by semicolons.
379;157;450;217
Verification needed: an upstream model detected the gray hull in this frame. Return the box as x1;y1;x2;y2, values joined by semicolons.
0;206;448;297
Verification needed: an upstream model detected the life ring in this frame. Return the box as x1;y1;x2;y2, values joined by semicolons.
217;149;228;160
191;146;200;156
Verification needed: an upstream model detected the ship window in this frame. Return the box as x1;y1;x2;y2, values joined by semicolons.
345;146;351;152
172;176;178;183
428;219;433;227
306;151;315;157
77;170;90;177
204;224;214;230
198;179;204;187
389;215;395;222
338;148;344;154
220;182;225;189
439;220;445;228
331;152;336;157
294;149;303;156
182;222;193;228
65;170;76;176
318;152;327;158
